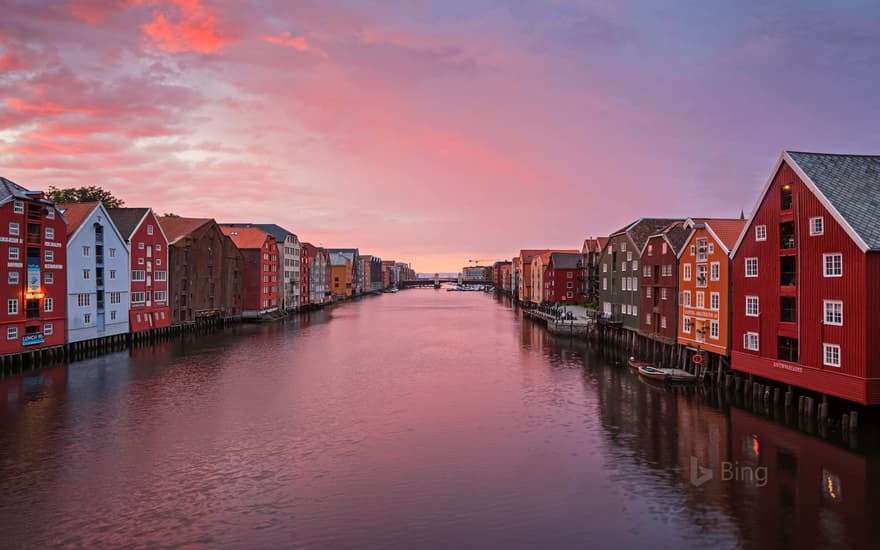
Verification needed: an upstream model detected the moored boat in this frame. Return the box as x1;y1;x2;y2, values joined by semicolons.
628;357;652;370
637;365;697;384
637;365;669;381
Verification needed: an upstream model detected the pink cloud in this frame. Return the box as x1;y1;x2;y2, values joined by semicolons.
263;32;327;59
137;0;228;53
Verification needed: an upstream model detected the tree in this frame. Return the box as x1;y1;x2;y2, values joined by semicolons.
163;213;180;218
45;186;125;208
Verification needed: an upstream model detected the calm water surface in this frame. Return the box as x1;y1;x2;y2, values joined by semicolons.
1;289;877;549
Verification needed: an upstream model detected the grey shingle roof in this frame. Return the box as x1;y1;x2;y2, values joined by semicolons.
611;218;684;251
0;176;51;204
107;208;149;240
787;152;880;250
549;252;582;269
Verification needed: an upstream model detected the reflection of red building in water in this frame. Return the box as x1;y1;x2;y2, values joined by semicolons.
728;408;877;548
0;178;67;354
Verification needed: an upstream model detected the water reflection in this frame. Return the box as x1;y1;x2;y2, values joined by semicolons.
0;290;878;549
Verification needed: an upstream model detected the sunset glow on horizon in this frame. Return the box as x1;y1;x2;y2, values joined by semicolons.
2;0;878;272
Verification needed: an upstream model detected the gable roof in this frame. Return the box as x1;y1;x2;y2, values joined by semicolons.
107;208;149;240
220;226;273;249
56;202;100;235
641;221;691;256
732;151;880;256
686;218;747;254
329;252;350;266
222;223;296;244
549;252;582;269
0;176;53;205
158;217;213;245
609;218;683;251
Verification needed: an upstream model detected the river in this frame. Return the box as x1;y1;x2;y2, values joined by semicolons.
0;289;876;549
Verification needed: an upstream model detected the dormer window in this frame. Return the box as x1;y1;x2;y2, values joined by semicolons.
781;183;793;210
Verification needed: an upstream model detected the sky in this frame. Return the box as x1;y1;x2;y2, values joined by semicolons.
1;1;879;272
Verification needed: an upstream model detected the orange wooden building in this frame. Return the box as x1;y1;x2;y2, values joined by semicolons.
676;218;746;357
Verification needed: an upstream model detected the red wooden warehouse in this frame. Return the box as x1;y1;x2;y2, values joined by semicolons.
0;178;67;353
220;226;279;317
108;208;171;332
543;253;582;303
731;151;880;405
638;221;689;344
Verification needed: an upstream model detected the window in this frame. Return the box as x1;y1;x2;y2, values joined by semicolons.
696;238;708;261
602;278;607;291
689;245;695;256
661;287;667;300
824;300;843;326
778;336;798;362
696;264;708;288
809;217;824;236
566;291;573;298
755;225;767;241
567;272;573;279
109;248;116;258
84;313;91;325
9;222;19;236
82;246;90;257
745;258;758;277
13;200;23;214
823;254;842;277
632;305;637;316
646;313;652;325
156;244;162;251
627;252;632;261
710;292;720;311
110;311;117;321
746;296;759;317
7;327;17;340
710;262;720;281
109;269;116;280
154;291;167;302
781;256;796;286
683;263;692;281
696;291;705;308
44;297;53;312
781;183;793;210
132;291;146;303
646;287;652;299
781;297;796;323
632;260;638;271
132;270;146;281
8;271;18;285
8;247;18;261
566;281;573;289
744;332;759;351
602;263;607;273
83;269;90;280
43;323;53;336
647;245;653;256
823;344;841;368
621;262;627;272
643;265;651;277
682;291;691;307
46;208;54;220
110;292;121;305
8;299;18;315
77;294;90;307
154;270;166;281
621;243;627;252
662;243;668;255
631;278;637;291
710;321;719;340
138;257;144;265
44;272;53;284
660;316;667;329
138;242;145;250
683;317;692;333
45;227;54;240
147;224;154;235
44;250;54;263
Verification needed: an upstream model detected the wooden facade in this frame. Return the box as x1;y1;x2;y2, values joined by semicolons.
638;223;689;344
221;227;279;316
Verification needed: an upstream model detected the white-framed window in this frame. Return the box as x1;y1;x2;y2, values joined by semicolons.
82;246;90;257
824;300;843;326
110;292;121;305
83;269;90;280
708;243;715;254
138;257;144;265
632;260;638;271
710;262;720;281
621;262;627;272
710;320;720;340
109;248;116;258
696;291;705;308
647;245;653;256
602;278;607;291
627;251;632;261
755;225;767;241
147;224;154;235
7;326;17;340
689;245;695;256
710;292;720;311
77;294;90;307
823;254;842;277
84;313;91;324
646;313;652;325
631;278;637;291
823;344;841;367
132;270;146;281
138;242;145;250
746;296;759;317
744;332;759;351
696;264;708;288
660;316;667;329
745;258;758;277
46;208;54;220
809;217;824;236
132;291;146;303
643;265;651;277
13;200;23;214
7;298;18;315
8;247;18;261
44;272;53;284
7;271;18;285
9;222;19;236
646;287;652;298
45;227;54;240
661;287;667;300
632;305;638;316
683;316;692;333
607;245;612;254
682;291;691;307
43;323;53;336
621;242;627;252
110;311;117;321
154;291;167;302
44;250;53;262
602;263;607;273
156;244;162;252
683;263;692;281
44;297;53;312
109;269;116;280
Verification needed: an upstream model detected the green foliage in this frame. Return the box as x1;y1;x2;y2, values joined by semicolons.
45;186;125;208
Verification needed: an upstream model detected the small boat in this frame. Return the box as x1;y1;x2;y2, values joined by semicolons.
627;357;652;370
637;365;669;381
637;365;697;384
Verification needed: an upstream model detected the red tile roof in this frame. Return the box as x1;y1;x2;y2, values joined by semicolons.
220;225;273;249
158;217;213;244
56;202;99;236
692;218;747;250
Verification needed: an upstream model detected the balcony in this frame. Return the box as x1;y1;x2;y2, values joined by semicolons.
780;221;795;250
780;256;796;286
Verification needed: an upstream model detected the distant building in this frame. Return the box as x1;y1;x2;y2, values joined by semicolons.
580;237;607;305
158;217;243;323
330;252;353;298
108;208;171;333
638;221;690;344
462;265;493;282
223;224;299;310
57;202;130;343
0;178;68;353
360;255;384;292
328;249;360;295
544;253;582;303
302;243;329;305
221;226;279;316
